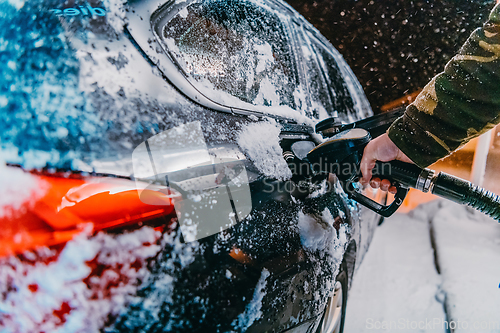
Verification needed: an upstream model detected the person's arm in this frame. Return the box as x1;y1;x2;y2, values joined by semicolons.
361;3;500;191
387;3;500;168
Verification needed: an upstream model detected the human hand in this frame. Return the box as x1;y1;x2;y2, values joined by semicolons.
360;133;414;194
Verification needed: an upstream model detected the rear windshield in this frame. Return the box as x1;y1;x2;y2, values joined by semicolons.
155;0;300;110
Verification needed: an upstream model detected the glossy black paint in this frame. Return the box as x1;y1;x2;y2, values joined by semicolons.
2;0;381;331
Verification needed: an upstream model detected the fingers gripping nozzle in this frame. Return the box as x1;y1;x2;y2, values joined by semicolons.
306;128;411;217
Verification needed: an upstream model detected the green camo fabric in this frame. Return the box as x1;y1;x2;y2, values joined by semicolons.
388;3;500;168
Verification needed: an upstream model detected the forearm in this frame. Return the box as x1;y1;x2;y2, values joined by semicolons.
388;3;500;168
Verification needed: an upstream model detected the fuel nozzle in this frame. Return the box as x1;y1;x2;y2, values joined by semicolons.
307;128;410;217
306;127;500;221
307;128;371;180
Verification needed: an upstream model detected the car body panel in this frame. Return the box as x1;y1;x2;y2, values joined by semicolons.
0;0;379;331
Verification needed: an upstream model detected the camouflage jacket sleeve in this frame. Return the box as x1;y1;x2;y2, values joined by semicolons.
387;3;500;168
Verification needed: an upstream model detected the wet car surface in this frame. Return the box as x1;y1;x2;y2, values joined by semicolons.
0;0;380;332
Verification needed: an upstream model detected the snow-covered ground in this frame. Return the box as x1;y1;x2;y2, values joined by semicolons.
345;200;500;333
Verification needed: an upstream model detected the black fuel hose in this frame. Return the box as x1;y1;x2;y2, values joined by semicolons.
305;126;500;220
373;160;500;221
431;173;500;221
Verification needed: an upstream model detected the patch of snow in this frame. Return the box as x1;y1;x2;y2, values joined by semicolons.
0;226;162;333
297;212;328;252
103;0;127;34
345;210;445;332
237;120;292;180
423;200;500;332
254;42;273;73
297;209;349;257
233;268;270;330
254;77;281;107
6;0;24;10
177;6;189;19
0;161;47;218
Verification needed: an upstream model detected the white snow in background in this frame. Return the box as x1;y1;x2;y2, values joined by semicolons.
421;200;500;332
0;159;47;218
233;268;270;330
237;120;292;180
346;199;500;332
0;227;162;333
345;209;445;333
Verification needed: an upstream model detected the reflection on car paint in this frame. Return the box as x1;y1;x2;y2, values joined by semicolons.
133;121;252;241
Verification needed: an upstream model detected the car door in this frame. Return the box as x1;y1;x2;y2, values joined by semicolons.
293;23;381;269
116;1;364;331
114;1;364;332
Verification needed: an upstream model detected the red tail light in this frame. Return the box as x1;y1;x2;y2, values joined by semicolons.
0;167;178;257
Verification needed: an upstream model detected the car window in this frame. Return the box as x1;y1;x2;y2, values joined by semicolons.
301;30;372;122
155;0;300;110
307;34;354;119
297;31;335;120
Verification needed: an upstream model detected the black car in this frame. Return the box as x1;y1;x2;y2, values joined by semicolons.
0;0;380;332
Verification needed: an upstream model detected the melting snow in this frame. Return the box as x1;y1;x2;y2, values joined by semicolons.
0;227;162;333
0;162;47;218
233;268;270;330
237;120;292;180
